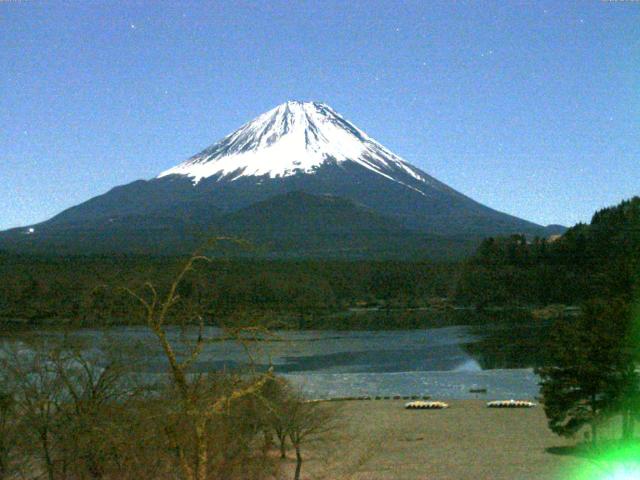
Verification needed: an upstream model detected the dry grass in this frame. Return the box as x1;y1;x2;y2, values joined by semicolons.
279;400;588;480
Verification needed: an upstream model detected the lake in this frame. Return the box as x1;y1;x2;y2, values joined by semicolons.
6;325;542;400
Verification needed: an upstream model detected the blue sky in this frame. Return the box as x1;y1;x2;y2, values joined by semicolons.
1;0;638;230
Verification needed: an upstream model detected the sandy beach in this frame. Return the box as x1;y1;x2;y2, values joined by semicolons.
281;399;589;480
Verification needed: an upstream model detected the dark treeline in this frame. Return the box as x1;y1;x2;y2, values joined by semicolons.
457;196;640;307
0;254;460;328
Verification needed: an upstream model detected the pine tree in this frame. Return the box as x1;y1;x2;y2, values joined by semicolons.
536;298;638;445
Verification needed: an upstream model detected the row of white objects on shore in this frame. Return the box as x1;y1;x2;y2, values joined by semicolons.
486;399;536;408
405;399;537;410
405;401;449;409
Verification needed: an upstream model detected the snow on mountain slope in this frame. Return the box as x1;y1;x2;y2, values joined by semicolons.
158;101;436;193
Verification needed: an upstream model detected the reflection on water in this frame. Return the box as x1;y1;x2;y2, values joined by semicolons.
462;322;551;370
5;324;546;400
452;358;482;372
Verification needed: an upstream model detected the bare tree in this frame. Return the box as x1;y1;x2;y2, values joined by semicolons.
0;376;17;480
51;347;135;479
287;397;337;480
259;376;292;459
1;343;65;480
125;253;275;480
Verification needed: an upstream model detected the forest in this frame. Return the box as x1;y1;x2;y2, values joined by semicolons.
0;196;638;330
457;196;640;306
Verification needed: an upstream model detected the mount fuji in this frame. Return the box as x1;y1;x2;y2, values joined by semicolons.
0;101;562;258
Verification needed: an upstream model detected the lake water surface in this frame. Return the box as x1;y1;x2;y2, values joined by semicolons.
10;325;541;400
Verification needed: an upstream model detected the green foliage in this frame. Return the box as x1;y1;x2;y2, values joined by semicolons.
536;298;639;444
457;196;640;307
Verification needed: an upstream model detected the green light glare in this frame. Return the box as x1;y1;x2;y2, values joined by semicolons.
605;465;640;480
567;442;640;480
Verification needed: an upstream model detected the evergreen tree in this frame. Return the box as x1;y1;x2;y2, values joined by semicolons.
536;298;638;445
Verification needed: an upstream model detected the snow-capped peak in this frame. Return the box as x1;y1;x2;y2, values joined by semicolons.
158;101;431;186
